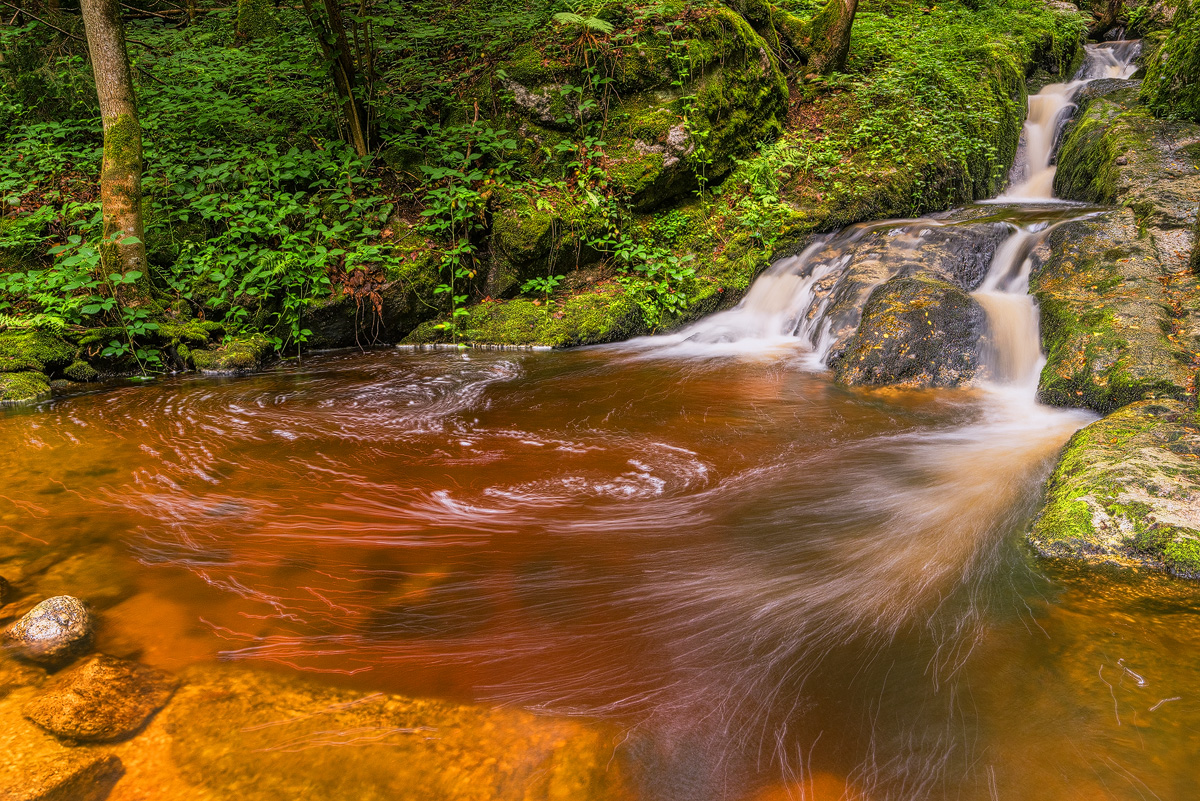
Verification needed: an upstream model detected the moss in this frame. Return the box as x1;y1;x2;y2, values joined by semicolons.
192;335;273;374
404;285;646;348
0;371;51;404
1140;0;1200;123
1030;399;1200;577
0;330;76;374
235;0;278;41
63;360;99;383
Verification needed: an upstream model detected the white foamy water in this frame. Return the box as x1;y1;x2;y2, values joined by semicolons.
1000;41;1141;201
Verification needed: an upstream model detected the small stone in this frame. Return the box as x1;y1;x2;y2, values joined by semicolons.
23;655;178;743
3;596;94;666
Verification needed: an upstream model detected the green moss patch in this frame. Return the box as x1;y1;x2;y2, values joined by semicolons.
1030;399;1200;578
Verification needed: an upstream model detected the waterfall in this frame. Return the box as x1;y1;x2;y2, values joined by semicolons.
624;42;1141;398
1000;40;1141;201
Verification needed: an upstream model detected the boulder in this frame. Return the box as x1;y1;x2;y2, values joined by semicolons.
23;655;178;743
0;371;51;405
3;596;94;667
0;750;123;801
831;277;987;388
1036;88;1200;413
191;334;273;375
793;217;1009;361
1030;399;1200;576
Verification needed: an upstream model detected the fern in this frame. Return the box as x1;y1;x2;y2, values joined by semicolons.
552;12;614;35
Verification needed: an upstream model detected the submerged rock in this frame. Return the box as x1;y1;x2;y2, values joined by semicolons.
1030;399;1200;576
151;664;633;800
831;277;987;388
23;655;178;743
0;750;123;801
3;596;94;666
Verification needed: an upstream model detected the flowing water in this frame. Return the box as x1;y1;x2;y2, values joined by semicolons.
5;41;1199;801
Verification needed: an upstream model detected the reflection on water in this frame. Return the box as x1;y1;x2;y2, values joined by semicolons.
3;348;1198;799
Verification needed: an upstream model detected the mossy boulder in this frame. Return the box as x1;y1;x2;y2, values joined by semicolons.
495;4;787;210
1030;399;1200;577
1038;88;1200;414
62;360;99;383
0;371;51;404
487;185;602;298
405;284;647;348
1033;211;1196;413
304;236;444;349
831;276;987;388
1055;89;1200;229
0;330;75;374
191;335;273;375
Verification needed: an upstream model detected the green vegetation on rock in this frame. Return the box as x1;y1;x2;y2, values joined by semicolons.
1140;0;1200;123
1031;399;1200;577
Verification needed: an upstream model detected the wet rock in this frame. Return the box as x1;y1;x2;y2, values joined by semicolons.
1035;88;1200;413
3;596;94;666
191;335;273;375
831;277;987;388
158;664;633;800
1034;210;1195;412
23;655;178;743
798;218;1008;359
0;750;123;801
1030;400;1200;576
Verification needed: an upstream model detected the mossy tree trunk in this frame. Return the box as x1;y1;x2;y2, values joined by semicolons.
235;0;278;41
804;0;858;74
727;0;858;75
301;0;370;156
79;0;146;283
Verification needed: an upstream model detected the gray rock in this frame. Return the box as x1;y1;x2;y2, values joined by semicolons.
1030;400;1200;576
24;655;178;743
3;596;94;667
831;277;987;388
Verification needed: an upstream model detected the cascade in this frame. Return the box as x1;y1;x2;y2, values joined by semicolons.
632;41;1142;397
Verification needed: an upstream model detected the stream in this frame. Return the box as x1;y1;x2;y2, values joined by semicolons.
4;40;1199;801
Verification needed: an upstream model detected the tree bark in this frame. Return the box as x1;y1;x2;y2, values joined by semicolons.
301;0;369;156
805;0;858;75
726;0;858;75
79;0;146;281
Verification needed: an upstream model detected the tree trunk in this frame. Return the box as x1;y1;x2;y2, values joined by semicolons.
301;0;370;156
79;0;146;282
1089;0;1124;40
725;0;858;75
805;0;858;75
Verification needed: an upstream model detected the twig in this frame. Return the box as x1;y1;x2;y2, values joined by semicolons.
2;1;165;84
119;1;172;18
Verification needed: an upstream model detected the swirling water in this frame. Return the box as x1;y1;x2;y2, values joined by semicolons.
5;38;1198;801
4;346;1200;799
